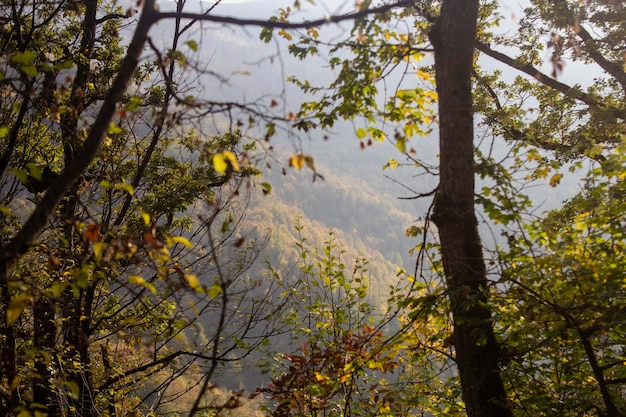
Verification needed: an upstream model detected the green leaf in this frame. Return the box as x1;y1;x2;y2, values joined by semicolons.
186;40;198;52
11;50;37;64
99;180;112;189
261;182;272;195
208;283;223;299
13;168;28;184
50;282;67;298
60;380;80;399
260;26;274;43
20;65;38;77
125;96;143;112
7;293;32;325
93;241;107;260
57;60;74;70
0;126;8;138
26;162;42;181
356;127;367;139
108;124;123;135
396;137;406;153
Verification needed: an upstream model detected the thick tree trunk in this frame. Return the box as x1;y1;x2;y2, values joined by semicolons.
429;1;512;417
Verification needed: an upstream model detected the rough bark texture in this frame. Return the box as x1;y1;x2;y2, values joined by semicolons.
429;1;512;416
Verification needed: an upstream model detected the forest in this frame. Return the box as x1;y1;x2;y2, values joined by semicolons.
1;0;625;416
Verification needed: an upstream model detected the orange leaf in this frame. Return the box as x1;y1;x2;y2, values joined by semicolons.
84;224;101;242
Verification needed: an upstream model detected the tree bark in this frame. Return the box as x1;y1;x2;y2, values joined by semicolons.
429;1;512;416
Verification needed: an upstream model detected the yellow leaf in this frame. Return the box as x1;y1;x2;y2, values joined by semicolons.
186;274;203;292
213;154;227;174
423;90;438;101
115;182;134;195
416;70;431;81
141;212;151;226
169;236;193;249
314;371;329;382
129;275;156;294
221;150;240;171
288;154;305;169
549;173;563;187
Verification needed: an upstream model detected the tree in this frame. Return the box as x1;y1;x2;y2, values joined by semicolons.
252;227;409;417
270;0;626;416
276;0;511;414
429;1;511;416
0;0;299;415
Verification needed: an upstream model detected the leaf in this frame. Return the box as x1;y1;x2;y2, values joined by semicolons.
213;154;228;174
261;182;272;195
0;126;8;138
278;29;293;41
13;168;28;184
60;380;80;399
169;236;193;249
129;275;156;295
221;150;240;171
114;183;134;195
396;137;406;153
356;127;367;139
141;212;151;226
99;180;112;189
84;224;101;242
186;274;203;292
26;162;42;181
288;154;305;169
186;40;198;52
303;155;315;171
549;173;563;187
7;293;32;325
11;50;37;64
50;282;67;298
208;283;223;299
108;124;123;135
20;65;38;77
125;96;143;112
93;241;107;260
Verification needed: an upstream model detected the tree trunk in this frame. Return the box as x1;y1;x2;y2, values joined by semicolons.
429;1;512;416
33;298;58;415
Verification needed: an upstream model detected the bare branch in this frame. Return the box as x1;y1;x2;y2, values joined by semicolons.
155;0;415;29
